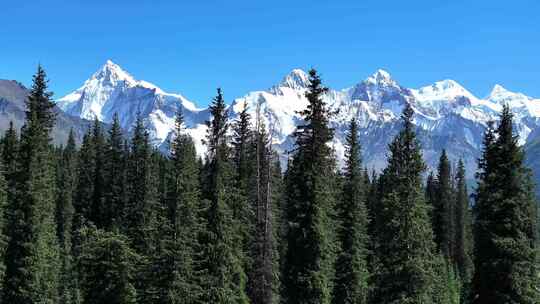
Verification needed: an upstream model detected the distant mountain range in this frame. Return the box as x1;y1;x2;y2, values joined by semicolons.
2;60;540;190
0;79;95;145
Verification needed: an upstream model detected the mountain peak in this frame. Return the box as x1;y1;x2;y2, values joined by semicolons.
279;68;309;90
90;60;136;86
489;84;510;97
413;79;477;102
366;69;394;85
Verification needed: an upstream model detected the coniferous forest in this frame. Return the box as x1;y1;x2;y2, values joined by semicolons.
0;66;538;304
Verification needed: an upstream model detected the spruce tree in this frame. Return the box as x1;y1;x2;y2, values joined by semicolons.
472;105;539;303
331;118;369;304
90;118;106;228
2;65;60;303
231;102;255;300
454;159;474;298
163;108;204;303
282;69;338;304
78;228;138;304
55;130;78;304
249;111;281;304
103;113;126;230
435;150;456;260
201;88;249;304
370;104;438;303
0;147;7;290
124;114;158;254
2;121;18;208
425;171;437;227
124;114;159;302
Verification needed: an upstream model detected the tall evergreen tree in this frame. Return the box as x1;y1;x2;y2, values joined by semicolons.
472;105;539;303
90;118;106;228
425;171;437;228
2;65;60;303
124;114;159;302
454;159;474;297
370;104;438;303
124;114;158;254
2;121;18;207
70;129;97;304
201;88;249;304
78;228;138;304
282;69;338;304
103;113;126;230
55;130;78;304
331;118;369;304
249;110;282;304
0;146;8;291
161;108;204;303
231;102;255;300
434;150;456;260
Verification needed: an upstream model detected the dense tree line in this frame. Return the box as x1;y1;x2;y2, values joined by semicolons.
0;66;537;304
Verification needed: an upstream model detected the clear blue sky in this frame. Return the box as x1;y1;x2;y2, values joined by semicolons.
0;0;539;106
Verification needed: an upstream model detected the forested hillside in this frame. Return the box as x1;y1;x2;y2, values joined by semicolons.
0;66;537;304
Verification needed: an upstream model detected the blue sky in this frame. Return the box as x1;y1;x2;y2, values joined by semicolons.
0;0;539;106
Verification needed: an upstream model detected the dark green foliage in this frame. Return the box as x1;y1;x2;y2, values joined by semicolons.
249;115;282;304
103;113;126;230
201;88;249;303
282;69;338;304
332;119;369;304
2;121;18;207
432;256;461;304
162;108;204;303
231;103;255;301
2;65;60;303
3;66;539;304
90;118;106;228
454;160;474;295
78;228;138;304
123;114;159;302
370;104;438;303
0;145;7;289
124;114;158;255
473;105;539;303
55;130;78;304
435;150;456;260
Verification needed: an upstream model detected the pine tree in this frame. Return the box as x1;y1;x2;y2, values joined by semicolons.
0;146;8;291
370;104;438;303
472;105;539;303
70;129;97;304
0;121;17;288
56;130;78;304
201;88;249;303
454;159;474;296
162;108;204;303
124;114;159;302
124;114;158;253
435;150;456;260
2;121;18;208
90;118;106;228
103;113;126;230
78;227;138;304
425;171;437;228
231;102;255;301
282;69;338;304
2;65;60;303
331;119;369;304
249;109;281;304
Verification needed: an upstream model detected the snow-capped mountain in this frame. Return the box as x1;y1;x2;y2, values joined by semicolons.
57;60;209;149
56;61;540;180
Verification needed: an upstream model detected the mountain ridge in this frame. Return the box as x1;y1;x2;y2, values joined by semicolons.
43;60;540;180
